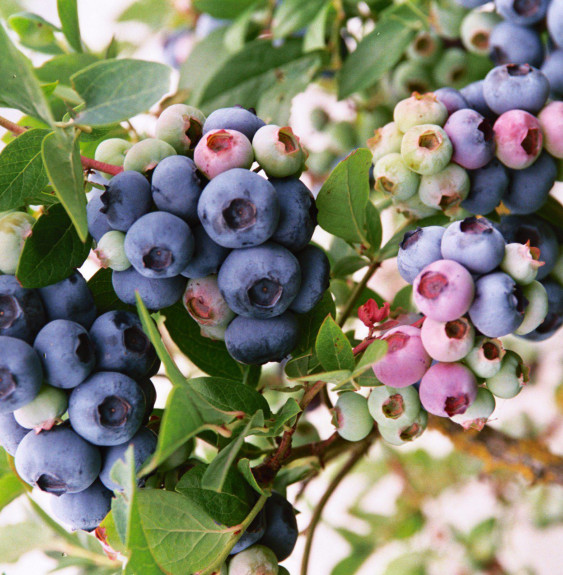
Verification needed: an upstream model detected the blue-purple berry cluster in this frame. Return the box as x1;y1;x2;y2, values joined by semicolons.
89;105;330;365
0;272;160;532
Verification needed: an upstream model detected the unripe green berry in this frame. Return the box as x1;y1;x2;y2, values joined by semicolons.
374;153;420;200
155;104;206;155
228;544;279;575
401;124;453;175
394;92;448;133
0;211;35;274
94;230;131;271
464;337;505;379
418;163;470;213
406;31;443;64
500;242;544;285
14;384;68;430
429;0;468;40
378;408;428;446
253;125;306;178
369;122;404;165
486;350;528;399
368;385;421;429
515;281;548;335
123;138;177;175
393;192;440;220
460;11;501;56
451;387;495;430
391;60;433;100
94;138;132;179
333;392;373;442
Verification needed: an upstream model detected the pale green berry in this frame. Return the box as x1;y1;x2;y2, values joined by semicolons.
228;544;279;575
123;138;177;175
406;31;443;64
200;324;227;341
418;163;470;213
451;387;496;430
515;281;548;335
378;408;428;446
500;242;544;285
368;122;403;165
333;392;374;442
183;276;236;328
0;211;35;274
393;192;440;220
374;153;420;200
368;385;421;429
460;11;501;56
155;104;206;155
94;230;131;271
394;92;448;133
486;350;528;399
94;138;132;179
14;385;68;430
253;125;306;178
401;124;453;175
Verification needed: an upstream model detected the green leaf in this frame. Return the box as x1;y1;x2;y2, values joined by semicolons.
392;284;414;313
175;487;251;526
223;1;261;52
0;22;53;125
71;59;172;126
304;2;333;52
41;128;88;241
16;203;90;288
364;201;382;253
117;0;176;29
316;148;373;245
193;0;263;19
315;315;355;372
237;458;265;495
264;398;301;436
0;472;26;511
35;53;98;85
57;0;82;52
354;340;387;376
88;267;135;314
8;12;62;54
332;254;368;278
0;522;57;563
0;129;50;210
163;301;243;381
294;290;336;355
272;0;327;38
337;5;420;99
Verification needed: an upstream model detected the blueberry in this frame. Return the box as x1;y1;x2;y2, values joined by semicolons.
14;384;68;430
334;392;373;442
202;107;266;141
289;245;330;315
198;168;280;249
373;325;431;387
541;50;563;99
421;316;475;362
99;427;157;491
183;275;235;327
538;102;563;159
50;479;112;531
15;425;101;495
518;279;563;341
453;0;488;7
269;177;317;252
486;350;527;398
33;319;95;389
137;378;157;424
228;544;278;575
516;280;548;335
394;190;441;219
69;371;145;446
95;230;130;271
155;104;206;155
122;138;177;176
368;122;403;165
451;387;495;430
400;124;453;175
39;271;97;329
433;48;470;89
390;60;433;100
112;267;187;310
461;159;509;214
259;492;298;561
419;362;478;417
124;211;194;279
547;0;563;47
497;215;558;280
94;138;132;179
374;153;420;201
429;0;467;39
230;510;266;555
0;412;28;455
406;31;443;64
493;110;543;170
433;87;469;116
496;0;549;26
418;163;470;213
89;310;158;379
181;225;231;279
397;226;445;284
463;336;505;378
0;275;46;343
0;336;42;414
151;156;203;226
489;22;543;67
253;125;307;178
503;152;557;215
393;92;448;133
460;11;501;56
225;311;299;364
194;129;254;180
218;243;301;319
413;259;475;322
444;109;495;170
483;64;550;116
0;212;34;275
441;217;505;274
377;408;428;445
469;272;527;337
368;384;422;429
500;242;544;285
99;170;152;233
87;188;113;243
460;80;496;121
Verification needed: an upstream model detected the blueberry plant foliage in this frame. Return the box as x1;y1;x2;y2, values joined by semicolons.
0;1;563;575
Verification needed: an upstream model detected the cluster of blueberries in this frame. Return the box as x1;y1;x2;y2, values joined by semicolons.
88;105;330;365
333;214;563;446
371;64;562;219
0;271;161;531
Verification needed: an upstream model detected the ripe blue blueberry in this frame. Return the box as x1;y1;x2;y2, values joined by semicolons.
489;22;544;68
0;336;42;414
39;271;97;329
87;188;113;243
461;159;509;215
469;272;527;337
397;225;445;284
259;492;299;561
89;310;158;379
151;155;203;226
137;378;157;424
289;245;330;314
269;177;317;252
459;80;496;120
218;242;301;319
50;480;112;532
0;412;28;456
69;371;146;446
99;170;152;232
34;319;95;389
181;225;231;279
15;425;101;495
155;104;205;155
230;510;266;555
541;50;563;100
202;107;266;141
496;0;549;26
441;217;505;274
99;427;158;491
112;267;187;310
0;275;46;343
124;211;195;279
225;311;299;364
547;0;563;47
433;87;469;116
198;168;280;249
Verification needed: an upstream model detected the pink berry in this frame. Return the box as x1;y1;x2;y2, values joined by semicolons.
538;101;563;159
373;325;432;387
493;110;542;169
194;129;253;179
419;362;478;417
420;316;475;362
413;259;475;322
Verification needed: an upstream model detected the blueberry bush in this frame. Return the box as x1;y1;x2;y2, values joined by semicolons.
0;0;562;574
